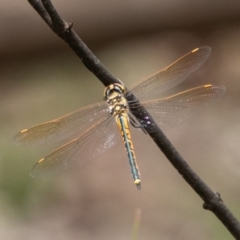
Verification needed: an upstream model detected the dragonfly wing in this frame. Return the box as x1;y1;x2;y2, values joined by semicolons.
129;47;212;100
31;116;120;177
132;85;226;132
13;102;110;146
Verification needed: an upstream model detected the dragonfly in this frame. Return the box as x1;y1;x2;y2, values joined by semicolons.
13;46;226;190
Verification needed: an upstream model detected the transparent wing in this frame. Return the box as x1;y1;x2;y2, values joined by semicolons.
129;47;212;100
13;102;110;146
31;116;120;177
130;85;226;132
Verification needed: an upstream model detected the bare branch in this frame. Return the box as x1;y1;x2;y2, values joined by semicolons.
28;0;120;86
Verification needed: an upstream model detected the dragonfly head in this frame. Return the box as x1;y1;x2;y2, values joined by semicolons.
103;83;126;101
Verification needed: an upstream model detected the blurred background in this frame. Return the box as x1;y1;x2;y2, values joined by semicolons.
1;0;240;239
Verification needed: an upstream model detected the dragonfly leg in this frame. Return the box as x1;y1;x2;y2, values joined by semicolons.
129;115;148;134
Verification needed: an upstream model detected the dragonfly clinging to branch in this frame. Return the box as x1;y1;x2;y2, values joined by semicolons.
13;46;226;189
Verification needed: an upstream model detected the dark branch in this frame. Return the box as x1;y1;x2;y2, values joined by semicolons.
27;0;240;238
28;0;120;87
28;0;52;26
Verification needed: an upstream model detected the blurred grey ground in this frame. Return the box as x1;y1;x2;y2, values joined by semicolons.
1;0;240;239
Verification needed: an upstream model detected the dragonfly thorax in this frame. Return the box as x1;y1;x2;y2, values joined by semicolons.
104;83;128;116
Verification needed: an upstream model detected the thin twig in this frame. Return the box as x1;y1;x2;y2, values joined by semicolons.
131;208;142;240
27;0;240;238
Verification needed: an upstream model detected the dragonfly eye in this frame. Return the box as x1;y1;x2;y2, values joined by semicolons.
104;83;126;100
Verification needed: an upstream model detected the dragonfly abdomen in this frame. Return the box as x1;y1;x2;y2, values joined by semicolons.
115;113;141;190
